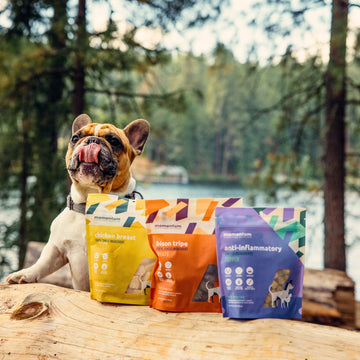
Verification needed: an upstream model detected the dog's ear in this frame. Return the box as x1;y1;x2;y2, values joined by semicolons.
124;119;150;155
72;114;92;134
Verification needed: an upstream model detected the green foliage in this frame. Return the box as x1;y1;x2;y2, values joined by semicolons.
136;45;327;191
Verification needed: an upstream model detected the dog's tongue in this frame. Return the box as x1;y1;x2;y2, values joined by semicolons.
79;143;101;163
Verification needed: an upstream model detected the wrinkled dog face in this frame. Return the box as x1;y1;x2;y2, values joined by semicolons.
66;114;150;193
67;127;121;186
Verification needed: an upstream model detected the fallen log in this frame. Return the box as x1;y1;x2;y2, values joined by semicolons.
0;283;359;360
302;268;356;329
23;241;357;329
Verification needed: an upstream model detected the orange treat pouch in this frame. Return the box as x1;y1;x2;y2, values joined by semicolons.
147;198;242;312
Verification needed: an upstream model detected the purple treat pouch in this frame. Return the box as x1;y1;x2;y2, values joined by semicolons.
215;207;306;319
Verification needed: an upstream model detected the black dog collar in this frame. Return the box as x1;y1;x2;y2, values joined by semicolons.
67;191;143;214
67;195;86;214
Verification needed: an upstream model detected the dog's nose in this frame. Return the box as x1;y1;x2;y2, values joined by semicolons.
85;136;100;145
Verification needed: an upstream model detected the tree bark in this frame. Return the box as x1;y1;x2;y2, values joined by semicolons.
18;107;30;269
72;0;87;116
28;0;68;247
323;0;348;271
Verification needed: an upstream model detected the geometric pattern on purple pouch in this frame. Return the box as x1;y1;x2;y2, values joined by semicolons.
262;208;276;215
258;207;306;263
283;208;294;222
284;231;292;243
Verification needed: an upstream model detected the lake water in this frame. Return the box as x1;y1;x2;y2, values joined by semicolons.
1;182;359;300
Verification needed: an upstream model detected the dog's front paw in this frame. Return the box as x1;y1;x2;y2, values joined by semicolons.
6;270;39;285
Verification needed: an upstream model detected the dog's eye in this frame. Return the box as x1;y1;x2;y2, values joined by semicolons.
107;136;122;148
109;138;120;146
104;135;123;151
71;134;80;143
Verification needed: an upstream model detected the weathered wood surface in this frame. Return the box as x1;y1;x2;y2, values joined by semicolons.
0;283;359;360
24;241;357;329
302;268;356;329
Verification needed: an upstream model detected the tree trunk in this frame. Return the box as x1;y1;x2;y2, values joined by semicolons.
27;0;68;247
323;0;348;271
72;0;87;116
18;109;30;269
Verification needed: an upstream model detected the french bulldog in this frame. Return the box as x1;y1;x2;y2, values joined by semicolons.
7;114;150;291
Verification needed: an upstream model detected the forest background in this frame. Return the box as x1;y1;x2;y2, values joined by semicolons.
0;0;359;282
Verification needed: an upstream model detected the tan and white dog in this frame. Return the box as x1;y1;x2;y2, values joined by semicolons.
7;114;150;291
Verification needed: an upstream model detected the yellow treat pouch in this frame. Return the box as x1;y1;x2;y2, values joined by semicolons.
86;194;155;304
